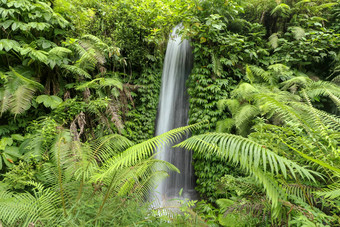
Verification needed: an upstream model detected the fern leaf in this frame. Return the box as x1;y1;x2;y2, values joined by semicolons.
9;85;35;116
317;183;340;199
290;26;306;40
234;104;259;135
269;33;279;49
217;98;240;115
0;88;11;116
251;168;286;210
61;64;91;79
231;83;258;101
283;183;319;205
281;76;312;90
245;64;254;83
9;67;44;91
216;118;235;133
48;46;72;57
92;121;207;181
175;133;316;181
271;3;291;16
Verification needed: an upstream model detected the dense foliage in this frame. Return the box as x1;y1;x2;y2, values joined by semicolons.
0;0;339;226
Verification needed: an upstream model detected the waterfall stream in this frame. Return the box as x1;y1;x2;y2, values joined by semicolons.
153;25;195;207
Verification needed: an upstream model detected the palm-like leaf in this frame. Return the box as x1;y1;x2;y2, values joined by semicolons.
93;121;207;181
0;67;43;116
176;133;317;208
0;182;59;226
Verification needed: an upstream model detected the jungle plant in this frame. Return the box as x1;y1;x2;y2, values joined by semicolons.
177;64;340;224
0;121;206;226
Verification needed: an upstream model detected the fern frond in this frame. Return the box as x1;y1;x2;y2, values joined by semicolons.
0;183;59;226
114;157;179;200
0;88;11;116
176;133;318;210
289;26;306;40
268;64;293;81
251;168;286;210
231;83;258;101
234;104;259;135
314;108;340;130
302;90;329;138
91;134;133;163
61;64;92;79
280;140;340;174
305;81;340;100
316;183;340;199
271;3;291;16
269;33;279;49
216;118;235;133
281;76;312;90
316;3;338;11
245;64;255;83
10;85;35;116
9;66;44;91
289;101;340;131
217;99;240;115
327;91;340;110
283;183;319;205
48;46;72;57
247;65;274;84
176;133;316;181
92;121;207;181
256;93;303;124
76;77;123;91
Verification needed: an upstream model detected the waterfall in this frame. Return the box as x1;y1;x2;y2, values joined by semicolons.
153;25;195;207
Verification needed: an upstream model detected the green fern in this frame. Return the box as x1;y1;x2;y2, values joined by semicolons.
76;77;123;91
269;33;279;49
175;132;317;209
234;104;260;135
289;26;306;40
93;121;207;181
271;3;291;17
61;64;92;79
317;182;340;199
0;182;59;226
0;67;44;116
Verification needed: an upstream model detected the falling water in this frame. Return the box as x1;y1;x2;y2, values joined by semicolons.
153;25;195;207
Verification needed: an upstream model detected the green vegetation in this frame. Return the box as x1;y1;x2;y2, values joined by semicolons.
0;0;339;226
